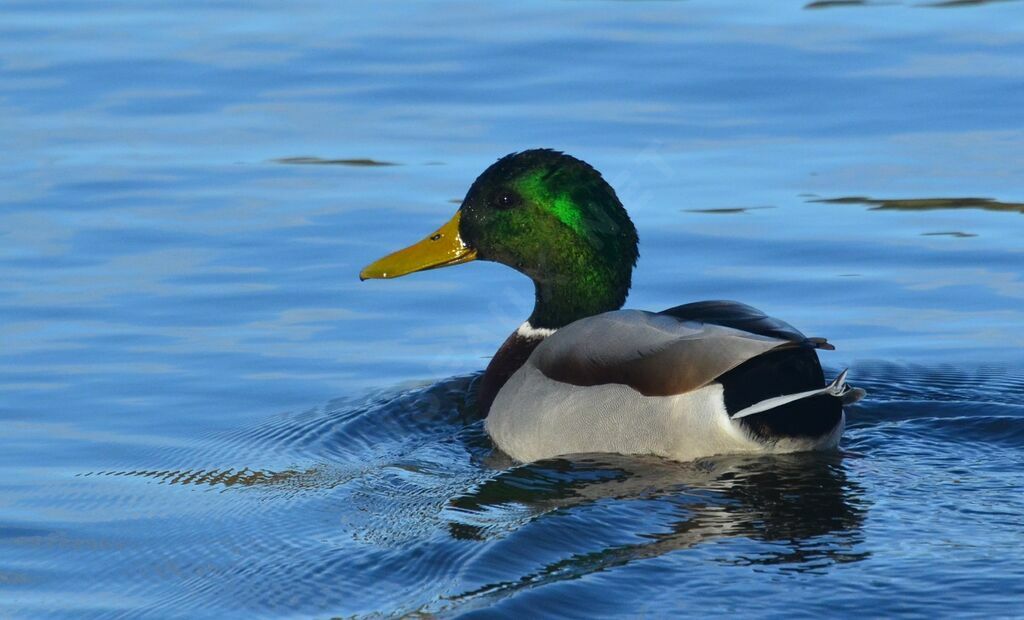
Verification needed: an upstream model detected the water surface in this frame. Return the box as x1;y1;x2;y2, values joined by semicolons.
1;1;1023;617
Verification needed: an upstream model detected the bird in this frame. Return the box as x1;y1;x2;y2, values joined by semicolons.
360;149;863;463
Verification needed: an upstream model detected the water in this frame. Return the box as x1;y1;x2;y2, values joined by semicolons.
2;1;1023;617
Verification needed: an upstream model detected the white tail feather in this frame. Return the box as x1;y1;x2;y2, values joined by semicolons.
731;369;861;420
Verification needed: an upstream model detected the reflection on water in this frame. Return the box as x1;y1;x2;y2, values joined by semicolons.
56;362;1023;616
451;453;866;555
683;206;776;214
6;364;1024;617
272;156;400;167
95;450;869;574
90;467;317;488
443;453;866;610
805;0;871;8
812;196;1024;214
75;374;872;616
921;231;978;238
927;0;1021;7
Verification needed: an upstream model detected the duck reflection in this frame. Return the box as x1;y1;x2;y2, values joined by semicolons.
91;375;867;576
447;451;868;572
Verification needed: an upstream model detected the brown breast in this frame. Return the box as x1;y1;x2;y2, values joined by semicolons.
476;330;546;416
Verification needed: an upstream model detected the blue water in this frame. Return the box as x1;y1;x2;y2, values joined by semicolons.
2;1;1023;617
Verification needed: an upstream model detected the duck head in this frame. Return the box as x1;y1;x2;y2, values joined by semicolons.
361;149;639;329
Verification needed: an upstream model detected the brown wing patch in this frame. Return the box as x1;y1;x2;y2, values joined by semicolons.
533;310;793;397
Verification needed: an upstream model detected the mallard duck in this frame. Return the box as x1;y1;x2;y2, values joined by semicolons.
360;149;863;463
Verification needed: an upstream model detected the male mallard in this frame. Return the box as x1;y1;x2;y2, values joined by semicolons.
361;149;863;463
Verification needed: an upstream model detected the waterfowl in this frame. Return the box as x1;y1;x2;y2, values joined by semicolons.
360;149;863;463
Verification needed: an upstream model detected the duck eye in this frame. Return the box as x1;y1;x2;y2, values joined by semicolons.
493;191;520;210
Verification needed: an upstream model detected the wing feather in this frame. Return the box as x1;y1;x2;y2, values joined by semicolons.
660;300;834;350
532;310;795;396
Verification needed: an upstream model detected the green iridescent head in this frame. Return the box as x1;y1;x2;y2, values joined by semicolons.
361;149;639;329
460;150;639;327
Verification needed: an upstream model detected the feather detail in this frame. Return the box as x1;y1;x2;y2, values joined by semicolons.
731;369;863;419
533;310;791;397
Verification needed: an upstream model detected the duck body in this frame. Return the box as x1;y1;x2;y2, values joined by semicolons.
361;149;863;463
485;302;854;463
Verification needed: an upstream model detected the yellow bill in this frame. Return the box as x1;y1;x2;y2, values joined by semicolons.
360;210;477;280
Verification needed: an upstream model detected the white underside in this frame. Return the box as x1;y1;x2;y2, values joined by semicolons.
485;363;844;463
